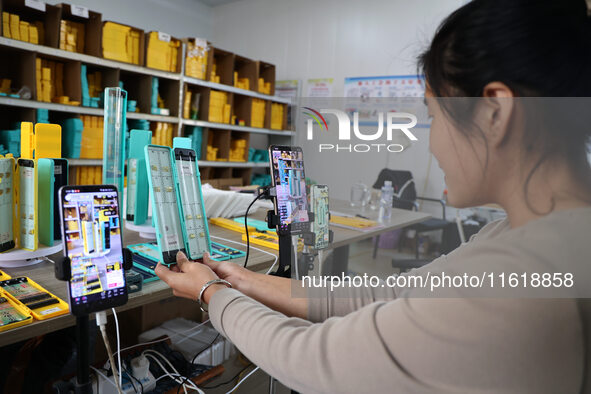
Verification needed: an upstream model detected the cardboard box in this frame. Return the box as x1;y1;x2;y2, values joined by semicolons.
184;37;212;80
232;94;252;127
145;31;181;72
208;46;235;86
256;61;276;95
102;21;144;65
57;3;102;56
234;55;256;91
0;0;61;46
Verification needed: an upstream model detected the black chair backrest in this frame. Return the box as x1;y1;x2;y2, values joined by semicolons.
372;169;417;211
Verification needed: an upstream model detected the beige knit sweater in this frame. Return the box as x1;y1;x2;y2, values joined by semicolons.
209;207;591;393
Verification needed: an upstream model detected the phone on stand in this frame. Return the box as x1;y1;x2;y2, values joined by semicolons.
59;185;128;315
268;145;310;235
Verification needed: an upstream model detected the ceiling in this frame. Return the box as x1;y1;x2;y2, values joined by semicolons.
194;0;244;6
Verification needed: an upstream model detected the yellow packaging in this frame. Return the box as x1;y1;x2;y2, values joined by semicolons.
2;12;11;39
0;288;33;332
28;25;38;44
19;21;29;42
9;14;19;41
0;277;69;320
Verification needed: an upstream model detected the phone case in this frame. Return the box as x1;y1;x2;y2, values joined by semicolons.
127;130;152;225
310;185;330;250
20;122;62;159
17;159;38;251
145;145;211;264
0;288;33;332
0;277;69;320
38;159;55;246
233;217;276;234
0;269;11;281
145;145;188;265
51;159;68;242
173;147;210;260
210;242;246;259
0;156;16;252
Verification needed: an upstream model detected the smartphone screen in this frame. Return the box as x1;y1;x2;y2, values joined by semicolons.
311;185;330;249
269;146;310;234
59;185;127;315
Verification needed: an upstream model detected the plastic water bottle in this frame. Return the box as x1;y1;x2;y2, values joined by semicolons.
378;181;394;223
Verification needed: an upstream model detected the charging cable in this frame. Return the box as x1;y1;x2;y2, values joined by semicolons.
243;192;265;269
96;310;124;394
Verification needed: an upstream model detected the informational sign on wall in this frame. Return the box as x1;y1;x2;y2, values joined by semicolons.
344;75;425;98
344;75;429;128
306;78;334;98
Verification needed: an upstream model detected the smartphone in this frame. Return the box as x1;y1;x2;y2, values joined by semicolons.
268;145;310;235
310;185;330;249
59;185;127;315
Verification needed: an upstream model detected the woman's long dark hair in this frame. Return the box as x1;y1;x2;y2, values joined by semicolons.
419;0;591;211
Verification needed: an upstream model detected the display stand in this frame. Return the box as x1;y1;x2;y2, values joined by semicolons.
125;219;157;240
54;249;133;393
0;244;63;268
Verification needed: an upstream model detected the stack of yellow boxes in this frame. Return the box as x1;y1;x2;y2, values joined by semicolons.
270;103;285;130
208;91;231;123
146;32;180;72
80;116;103;158
206;145;218;161
210;63;221;84
206;133;219;161
87;71;102;98
258;78;272;95
233;72;250;90
152;122;173;147
185;39;209;80
183;90;192;119
59;20;84;53
2;12;43;44
251;98;266;128
229;138;247;162
36;58;78;105
0;79;11;94
102;22;141;65
76;167;102;185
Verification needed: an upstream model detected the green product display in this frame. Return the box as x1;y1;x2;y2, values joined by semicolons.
145;145;211;265
37;159;54;246
127;129;152;225
103;87;127;201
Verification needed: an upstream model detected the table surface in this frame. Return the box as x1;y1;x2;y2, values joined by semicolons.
0;200;430;347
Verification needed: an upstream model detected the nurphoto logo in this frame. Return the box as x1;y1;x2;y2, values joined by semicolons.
303;107;418;153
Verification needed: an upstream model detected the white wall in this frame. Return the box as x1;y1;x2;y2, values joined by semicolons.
211;0;463;215
46;0;214;39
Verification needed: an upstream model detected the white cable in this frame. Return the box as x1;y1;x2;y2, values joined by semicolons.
112;308;123;389
210;235;278;275
143;353;202;393
153;373;205;393
114;319;210;358
225;366;260;394
144;354;188;394
96;310;123;394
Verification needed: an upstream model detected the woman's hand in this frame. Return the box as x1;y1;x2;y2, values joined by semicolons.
200;255;253;293
155;251;228;304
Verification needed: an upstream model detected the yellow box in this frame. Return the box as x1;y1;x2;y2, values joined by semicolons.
41;67;51;81
19;21;29;42
28;25;38;44
9;14;20;41
3;12;11;39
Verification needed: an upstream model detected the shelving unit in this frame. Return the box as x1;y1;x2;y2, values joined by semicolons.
0;34;292;187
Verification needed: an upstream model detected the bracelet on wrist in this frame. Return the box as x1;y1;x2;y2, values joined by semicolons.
198;279;232;313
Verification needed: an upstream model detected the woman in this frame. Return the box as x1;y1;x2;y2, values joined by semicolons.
156;0;591;392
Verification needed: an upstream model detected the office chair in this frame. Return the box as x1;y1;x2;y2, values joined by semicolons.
372;169;449;270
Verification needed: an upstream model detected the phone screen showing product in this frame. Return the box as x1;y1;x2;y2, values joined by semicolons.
269;145;310;234
311;185;330;249
59;185;127;315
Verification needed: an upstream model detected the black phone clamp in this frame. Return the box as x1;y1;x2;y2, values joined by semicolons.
54;248;133;394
